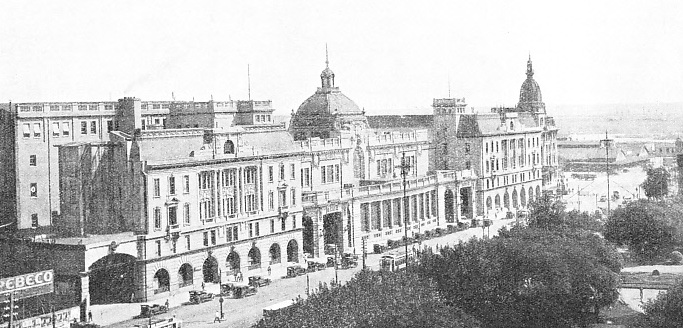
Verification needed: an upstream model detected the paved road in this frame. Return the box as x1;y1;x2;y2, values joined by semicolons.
563;168;647;214
104;219;513;328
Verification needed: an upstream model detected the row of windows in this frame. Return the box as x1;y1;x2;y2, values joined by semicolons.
254;115;271;123
485;137;541;154
18;104;114;112
267;189;297;209
268;164;296;182
153;218;296;257
21;120;113;139
485;170;540;189
141;103;171;110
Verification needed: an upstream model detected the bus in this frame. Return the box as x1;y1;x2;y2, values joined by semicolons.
380;250;415;272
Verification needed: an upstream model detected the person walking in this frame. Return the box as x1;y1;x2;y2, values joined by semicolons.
165;299;170;310
267;266;272;276
201;282;206;291
87;310;93;322
214;311;221;323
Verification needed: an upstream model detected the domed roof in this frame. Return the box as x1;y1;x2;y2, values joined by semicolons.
296;89;362;115
517;56;546;113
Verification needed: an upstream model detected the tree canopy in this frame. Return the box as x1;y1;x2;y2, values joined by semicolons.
419;228;621;328
252;270;481;328
642;167;671;200
603;200;682;259
643;279;683;328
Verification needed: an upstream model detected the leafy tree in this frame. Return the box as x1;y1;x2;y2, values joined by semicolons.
642;167;670;200
252;270;481;328
643;279;683;328
527;193;567;230
604;200;678;260
419;229;621;328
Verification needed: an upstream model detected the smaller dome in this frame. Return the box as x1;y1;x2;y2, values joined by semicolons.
321;67;335;79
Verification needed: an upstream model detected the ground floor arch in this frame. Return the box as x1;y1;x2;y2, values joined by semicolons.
178;263;193;288
302;216;314;255
520;188;527;207
504;192;510;209
248;246;262;270
203;256;219;283
89;253;136;304
536;186;541;199
323;212;343;251
529;187;534;203
227;251;240;273
486;196;492;212
495;194;501;208
153;268;170;293
269;243;281;265
512;189;518;209
287;239;299;263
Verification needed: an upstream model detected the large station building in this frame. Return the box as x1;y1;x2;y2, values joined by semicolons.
0;54;558;322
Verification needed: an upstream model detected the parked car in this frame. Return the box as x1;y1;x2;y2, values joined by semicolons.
248;275;271;288
306;258;328;272
189;290;215;304
222;282;257;298
286;265;307;278
140;303;168;318
599;195;607;202
340;253;358;269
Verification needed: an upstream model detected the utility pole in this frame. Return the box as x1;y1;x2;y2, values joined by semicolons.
399;152;410;272
601;131;613;218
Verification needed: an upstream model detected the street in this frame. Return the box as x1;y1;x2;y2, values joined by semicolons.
104;219;513;328
563;167;648;214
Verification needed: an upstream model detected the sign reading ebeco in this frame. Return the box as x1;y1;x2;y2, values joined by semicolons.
0;270;54;301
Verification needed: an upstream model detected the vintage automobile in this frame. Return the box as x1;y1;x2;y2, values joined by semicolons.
222;281;257;298
188;290;215;304
340;253;358;269
286;264;307;278
248;275;272;288
140;303;168;317
306;258;328;272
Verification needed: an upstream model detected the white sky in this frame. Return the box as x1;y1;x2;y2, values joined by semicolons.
1;0;681;115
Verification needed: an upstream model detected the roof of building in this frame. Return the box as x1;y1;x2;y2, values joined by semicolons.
240;130;300;155
366;115;433;130
519;56;542;104
559;146;620;161
296;90;362;116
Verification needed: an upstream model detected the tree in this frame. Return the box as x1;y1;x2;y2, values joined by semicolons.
419;228;621;328
642;167;671;200
643;280;683;328
527;193;567;230
252;270;481;328
604;200;678;260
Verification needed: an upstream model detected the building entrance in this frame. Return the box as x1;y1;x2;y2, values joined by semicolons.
203;256;219;283
323;212;343;254
89;253;136;304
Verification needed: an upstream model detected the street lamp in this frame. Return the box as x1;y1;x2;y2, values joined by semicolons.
219;296;224;319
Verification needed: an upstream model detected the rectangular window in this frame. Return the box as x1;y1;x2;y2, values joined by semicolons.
50;105;59;111
279;164;285;180
321;166;326;184
255;222;260;236
290;164;295;179
203;232;209;246
327;165;334;183
33;123;41;138
335;164;340;182
465;143;471;153
279;189;286;207
245;168;256;184
31;214;38;227
302;168;311;187
156;240;161;256
153;178;160;197
81;121;87;135
211;230;216;245
183;175;190;193
291;188;296;206
281;217;286;231
30;183;37;197
29;155;37;166
185;235;191;250
78;105;87;111
52;122;60;137
107;120;113;132
154;207;161;230
105;104;113;111
169;177;176;195
249;223;253;238
168;206;177;226
62;122;70;136
183;203;190;225
90;121;97;134
270;219;275;233
88;104;97;111
292;215;296;229
233;226;239;241
22;124;30;138
268;166;274;182
268;191;274;210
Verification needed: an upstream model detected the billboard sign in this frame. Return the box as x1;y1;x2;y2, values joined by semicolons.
0;270;54;301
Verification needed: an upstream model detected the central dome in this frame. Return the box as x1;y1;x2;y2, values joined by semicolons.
296;88;362;115
517;56;546;113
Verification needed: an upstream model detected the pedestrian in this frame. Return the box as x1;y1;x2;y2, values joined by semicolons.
87;310;92;322
201;282;205;291
165;299;169;309
214;311;221;323
233;272;238;281
267;266;272;276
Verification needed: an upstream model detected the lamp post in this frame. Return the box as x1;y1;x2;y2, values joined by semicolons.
397;152;410;272
219;296;224;319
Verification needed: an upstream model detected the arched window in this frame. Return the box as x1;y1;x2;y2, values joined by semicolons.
224;140;235;154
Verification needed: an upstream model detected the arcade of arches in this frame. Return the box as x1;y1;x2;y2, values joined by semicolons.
484;185;541;214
